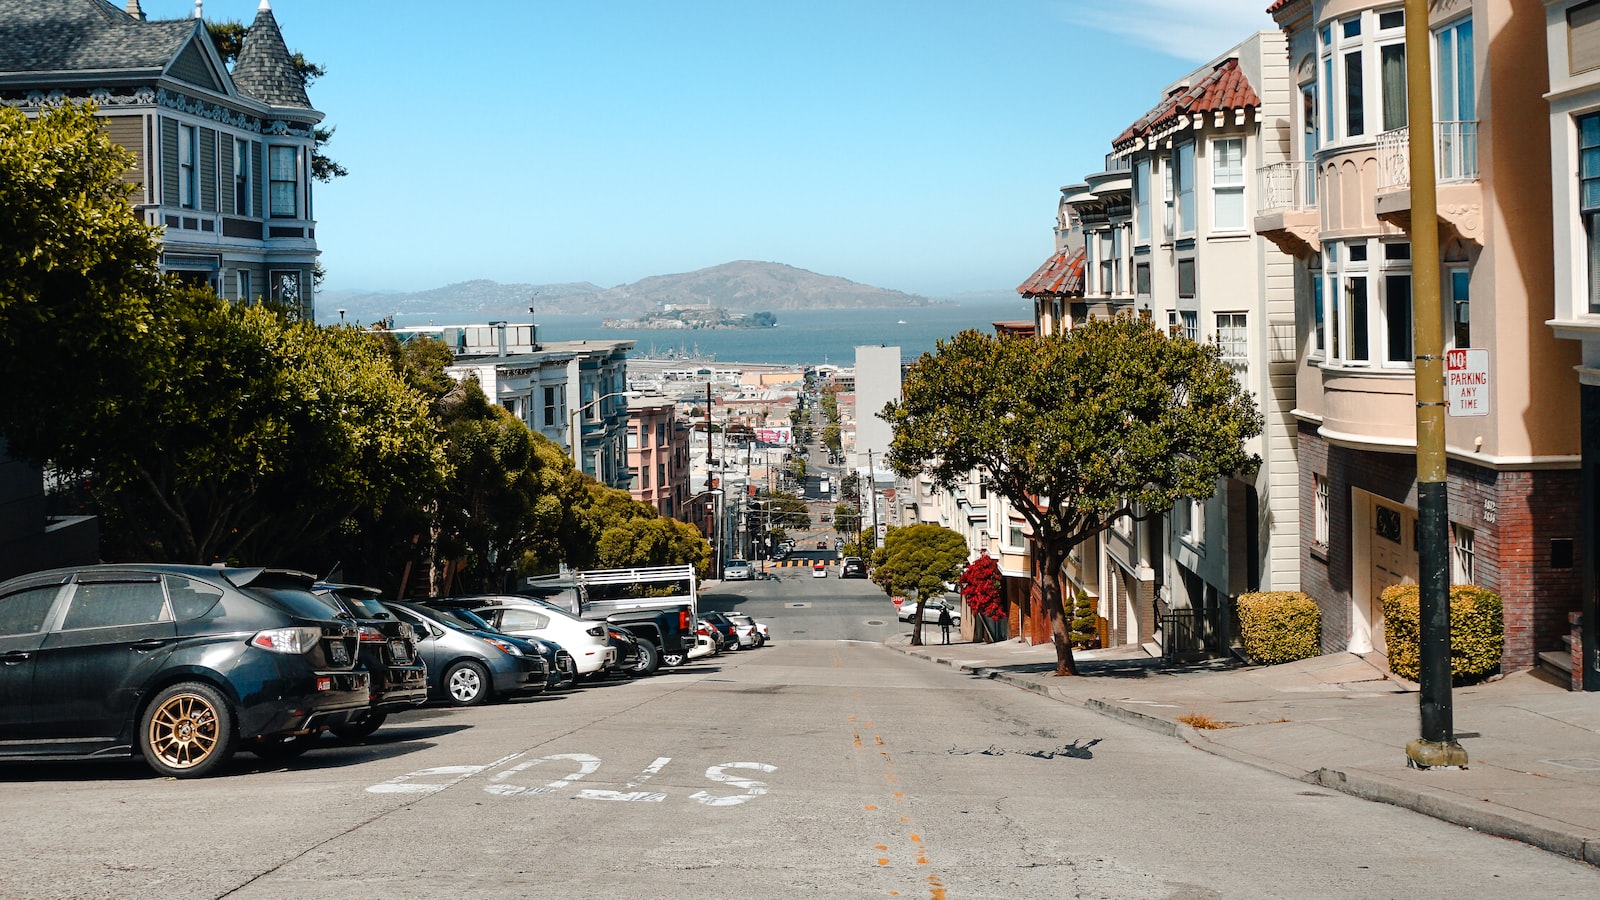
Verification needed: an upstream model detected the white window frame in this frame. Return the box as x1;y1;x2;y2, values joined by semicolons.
1134;159;1152;244
1176;142;1196;236
1309;253;1326;357
268;145;298;219
237;269;252;305
233;137;251;216
1210;137;1246;232
1313;474;1330;546
1215;312;1248;382
179;123;197;209
1451;523;1475;584
1178;497;1205;546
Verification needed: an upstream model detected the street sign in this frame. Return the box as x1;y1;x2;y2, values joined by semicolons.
1446;348;1489;417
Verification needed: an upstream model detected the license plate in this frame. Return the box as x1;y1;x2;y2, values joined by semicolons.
389;640;411;664
329;642;349;665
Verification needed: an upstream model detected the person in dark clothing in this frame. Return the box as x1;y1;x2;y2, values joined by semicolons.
937;605;953;644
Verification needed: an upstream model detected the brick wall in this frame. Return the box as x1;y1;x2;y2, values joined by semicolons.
1298;422;1582;671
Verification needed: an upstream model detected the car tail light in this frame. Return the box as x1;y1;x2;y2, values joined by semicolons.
357;625;385;642
680;610;691;631
250;627;321;654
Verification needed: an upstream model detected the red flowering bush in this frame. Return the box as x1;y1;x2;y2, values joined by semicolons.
960;552;1004;620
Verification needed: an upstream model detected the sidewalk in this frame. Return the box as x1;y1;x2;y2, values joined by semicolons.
887;632;1600;867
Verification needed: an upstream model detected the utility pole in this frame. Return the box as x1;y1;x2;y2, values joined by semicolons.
1404;0;1465;770
867;449;878;552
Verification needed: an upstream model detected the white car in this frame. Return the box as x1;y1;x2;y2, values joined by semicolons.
455;598;619;677
898;598;961;626
726;613;768;647
812;563;827;578
724;559;753;581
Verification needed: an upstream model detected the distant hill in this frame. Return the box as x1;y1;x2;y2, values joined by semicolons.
317;261;943;324
582;261;941;313
318;280;604;326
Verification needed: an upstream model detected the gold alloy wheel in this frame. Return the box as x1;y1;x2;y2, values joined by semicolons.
146;690;222;770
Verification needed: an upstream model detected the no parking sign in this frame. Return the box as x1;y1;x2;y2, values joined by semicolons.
1446;348;1489;417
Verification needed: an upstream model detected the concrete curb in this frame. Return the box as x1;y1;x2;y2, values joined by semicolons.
1305;767;1600;868
884;638;1600;869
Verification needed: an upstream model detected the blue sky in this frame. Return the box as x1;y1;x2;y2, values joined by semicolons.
145;1;1275;297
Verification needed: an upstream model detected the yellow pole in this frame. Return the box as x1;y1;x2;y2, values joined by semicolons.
1403;0;1466;769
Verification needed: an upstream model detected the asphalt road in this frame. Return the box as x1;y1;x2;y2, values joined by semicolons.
2;575;1598;899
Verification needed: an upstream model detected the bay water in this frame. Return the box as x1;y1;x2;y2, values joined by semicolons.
533;301;1032;366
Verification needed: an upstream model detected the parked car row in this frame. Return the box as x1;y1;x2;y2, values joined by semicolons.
0;563;770;779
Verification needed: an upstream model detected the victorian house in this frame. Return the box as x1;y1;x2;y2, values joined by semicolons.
1261;0;1581;673
0;0;323;318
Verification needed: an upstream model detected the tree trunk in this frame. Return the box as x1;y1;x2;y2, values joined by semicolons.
1037;548;1078;676
909;598;925;646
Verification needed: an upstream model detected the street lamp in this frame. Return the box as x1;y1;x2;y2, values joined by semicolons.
569;390;640;475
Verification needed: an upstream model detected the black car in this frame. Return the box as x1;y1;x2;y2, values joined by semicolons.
311;583;429;738
841;557;868;578
699;610;742;650
0;565;369;778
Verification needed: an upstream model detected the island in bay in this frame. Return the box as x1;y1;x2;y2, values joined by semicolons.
602;307;776;330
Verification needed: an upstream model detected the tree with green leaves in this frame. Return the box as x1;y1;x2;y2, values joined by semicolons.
0;102;164;463
87;292;445;567
597;515;712;579
869;524;969;646
883;318;1262;673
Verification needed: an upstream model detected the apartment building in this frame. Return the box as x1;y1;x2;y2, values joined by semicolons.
1545;0;1600;688
1030;32;1298;656
1263;0;1581;671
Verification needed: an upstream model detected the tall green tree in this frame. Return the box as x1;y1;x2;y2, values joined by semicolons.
869;524;969;646
597;515;712;579
0;102;163;462
90;293;444;566
883;318;1262;673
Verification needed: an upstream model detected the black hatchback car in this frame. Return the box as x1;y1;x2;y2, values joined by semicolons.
0;565;369;778
311;583;429;738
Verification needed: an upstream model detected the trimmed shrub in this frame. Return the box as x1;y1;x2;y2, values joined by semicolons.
1069;588;1100;649
1237;591;1321;665
1379;584;1502;684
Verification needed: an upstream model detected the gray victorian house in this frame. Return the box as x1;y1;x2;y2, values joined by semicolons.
0;0;322;318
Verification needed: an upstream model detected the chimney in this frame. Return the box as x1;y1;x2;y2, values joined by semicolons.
193;0;203;20
125;0;145;20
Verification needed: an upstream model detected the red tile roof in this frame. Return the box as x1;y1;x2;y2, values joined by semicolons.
1112;57;1260;150
1266;0;1294;12
1016;246;1085;298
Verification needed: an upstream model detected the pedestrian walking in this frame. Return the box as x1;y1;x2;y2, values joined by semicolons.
938;605;952;644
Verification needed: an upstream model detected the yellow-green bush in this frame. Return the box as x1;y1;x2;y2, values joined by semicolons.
1379;584;1502;684
1237;592;1321;665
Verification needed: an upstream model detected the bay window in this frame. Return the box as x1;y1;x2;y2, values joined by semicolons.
1436;16;1476;181
234;137;251;216
1321;238;1415;368
1318;8;1410;146
269;145;298;218
1583;112;1600;313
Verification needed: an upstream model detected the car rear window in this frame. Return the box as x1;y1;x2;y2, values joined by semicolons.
245;586;346;620
164;575;225;620
430;606;496;632
328;591;392;619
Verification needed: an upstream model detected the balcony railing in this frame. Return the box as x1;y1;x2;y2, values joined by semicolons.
1376;121;1480;192
1256;160;1319;211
